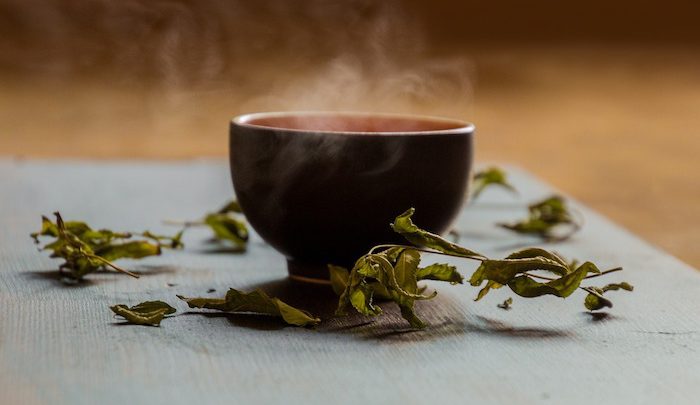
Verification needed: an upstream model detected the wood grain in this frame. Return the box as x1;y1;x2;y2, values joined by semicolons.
0;160;698;405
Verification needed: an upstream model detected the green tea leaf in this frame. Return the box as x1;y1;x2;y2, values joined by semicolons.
218;200;243;214
176;296;230;311
110;301;176;326
416;263;464;284
392;208;486;260
96;241;161;261
504;248;569;267
31;216;89;242
584;289;613;311
204;213;249;248
336;257;367;316
468;247;578;300
142;230;185;249
168;199;249;251
275;299;321;327
507;262;600;298
179;288;320;327
328;264;350;296
391;249;426;329
499;195;580;241
475;280;503;301
394;251;420;291
471;167;517;200
31;212;158;279
497;297;513;310
328;263;392;300
469;256;570;287
334;247;438;329
350;282;382;316
584;282;634;311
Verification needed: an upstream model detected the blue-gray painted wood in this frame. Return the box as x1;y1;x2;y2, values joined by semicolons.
1;159;698;405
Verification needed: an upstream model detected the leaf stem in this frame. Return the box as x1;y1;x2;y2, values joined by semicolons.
162;219;203;227
87;254;140;278
523;266;623;282
583;267;623;279
368;244;485;261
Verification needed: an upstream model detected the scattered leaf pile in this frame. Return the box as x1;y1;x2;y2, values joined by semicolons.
331;208;632;329
33;177;634;331
31;212;183;280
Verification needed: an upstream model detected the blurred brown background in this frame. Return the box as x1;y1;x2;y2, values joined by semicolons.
1;0;699;266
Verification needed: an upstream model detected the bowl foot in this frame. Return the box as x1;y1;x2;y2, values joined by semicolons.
286;259;335;285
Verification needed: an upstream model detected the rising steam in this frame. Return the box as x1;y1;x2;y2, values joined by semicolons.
0;0;475;157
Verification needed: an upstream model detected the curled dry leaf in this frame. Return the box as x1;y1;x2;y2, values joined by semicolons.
110;301;176;326
178;288;320;327
499;195;581;241
471;167;517;200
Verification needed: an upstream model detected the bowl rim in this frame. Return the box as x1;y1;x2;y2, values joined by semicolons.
232;111;475;136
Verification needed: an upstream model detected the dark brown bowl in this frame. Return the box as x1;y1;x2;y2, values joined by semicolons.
229;111;474;282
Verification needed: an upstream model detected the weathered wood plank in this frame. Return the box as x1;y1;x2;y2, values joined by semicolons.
1;159;698;405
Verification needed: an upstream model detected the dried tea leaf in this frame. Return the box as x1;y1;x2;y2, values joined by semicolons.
392;208;485;260
328;264;392;300
469;256;570;288
584;292;613;311
602;282;634;292
110;301;176;326
178;288;320;327
475;280;503;301
498;297;513;310
218;200;243;214
504;248;569;266
167;200;249;250
328;264;350;296
584;282;634;311
31;216;89;242
499;195;580;241
471;167;517;200
31;212;173;279
96;241;161;261
349;282;382;316
335;247;438;328
391;249;426;329
507;262;600;298
142;230;185;249
204;213;249;248
334;209;631;329
416;263;464;284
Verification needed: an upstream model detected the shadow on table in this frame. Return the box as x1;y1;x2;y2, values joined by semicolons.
178;278;577;342
583;311;617;323
177;312;289;331
23;264;179;287
177;277;341;331
195;240;246;254
24;269;99;287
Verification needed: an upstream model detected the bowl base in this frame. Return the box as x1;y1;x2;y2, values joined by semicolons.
286;259;335;285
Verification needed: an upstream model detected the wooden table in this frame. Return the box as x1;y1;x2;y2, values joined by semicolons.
1;160;698;404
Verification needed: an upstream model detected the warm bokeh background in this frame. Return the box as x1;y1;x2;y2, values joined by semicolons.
1;0;699;266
